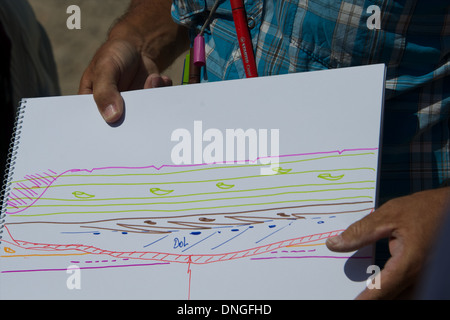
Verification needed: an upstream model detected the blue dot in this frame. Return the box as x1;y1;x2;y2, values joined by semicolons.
190;231;201;235
122;231;128;234
317;221;324;224
268;225;276;228
231;229;239;232
93;232;100;235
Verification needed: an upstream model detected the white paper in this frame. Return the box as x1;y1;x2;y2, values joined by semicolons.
0;64;385;299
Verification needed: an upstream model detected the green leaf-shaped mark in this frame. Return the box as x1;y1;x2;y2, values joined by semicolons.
271;167;292;174
72;191;95;199
317;173;345;181
216;182;235;189
150;187;174;196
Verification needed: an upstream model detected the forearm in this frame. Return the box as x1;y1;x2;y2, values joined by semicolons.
109;0;189;71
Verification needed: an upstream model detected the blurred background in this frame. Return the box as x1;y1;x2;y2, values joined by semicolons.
28;0;186;95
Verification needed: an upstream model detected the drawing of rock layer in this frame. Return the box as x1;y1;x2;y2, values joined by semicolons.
4;149;377;264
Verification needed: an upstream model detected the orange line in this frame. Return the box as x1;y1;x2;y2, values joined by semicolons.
286;242;327;248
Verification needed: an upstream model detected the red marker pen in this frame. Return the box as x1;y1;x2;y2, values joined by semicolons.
230;0;258;78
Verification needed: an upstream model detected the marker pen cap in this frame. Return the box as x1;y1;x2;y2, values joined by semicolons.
193;34;206;67
230;0;245;10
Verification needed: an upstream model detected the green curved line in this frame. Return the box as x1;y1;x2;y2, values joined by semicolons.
216;182;235;189
318;173;345;181
72;191;95;199
272;167;292;174
149;188;174;196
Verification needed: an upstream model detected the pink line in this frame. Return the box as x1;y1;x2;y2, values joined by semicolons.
6;201;19;209
24;175;39;187
14;188;32;201
5;148;378;215
28;175;42;186
44;171;57;180
28;188;38;196
7;194;20;205
17;183;37;197
10;191;27;205
1;262;170;274
250;256;373;260
69;148;378;171
35;173;51;185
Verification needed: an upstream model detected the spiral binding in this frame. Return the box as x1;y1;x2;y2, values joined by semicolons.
0;99;27;244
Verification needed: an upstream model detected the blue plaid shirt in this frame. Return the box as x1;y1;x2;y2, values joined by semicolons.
171;0;449;203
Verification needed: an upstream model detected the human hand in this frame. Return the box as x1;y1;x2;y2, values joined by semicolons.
326;187;450;299
78;0;187;124
78;39;172;124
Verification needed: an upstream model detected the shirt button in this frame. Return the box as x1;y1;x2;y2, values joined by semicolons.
247;17;256;29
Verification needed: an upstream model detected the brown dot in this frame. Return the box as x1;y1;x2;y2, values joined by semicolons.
277;212;290;217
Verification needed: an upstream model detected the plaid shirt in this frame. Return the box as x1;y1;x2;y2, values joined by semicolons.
171;0;449;203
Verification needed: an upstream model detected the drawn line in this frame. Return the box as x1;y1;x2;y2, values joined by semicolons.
6;230;344;265
1;262;170;273
10;150;377;184
8;196;374;217
0;253;90;258
255;221;294;244
25;175;41;187
13;168;375;191
143;235;169;248
9;187;375;209
211;227;251;250
250;256;373;260
6;148;377;215
182;232;218;252
10;180;376;203
16;183;36;197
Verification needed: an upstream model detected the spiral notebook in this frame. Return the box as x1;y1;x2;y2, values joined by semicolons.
0;65;385;299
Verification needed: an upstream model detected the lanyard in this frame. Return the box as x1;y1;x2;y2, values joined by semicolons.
193;0;258;78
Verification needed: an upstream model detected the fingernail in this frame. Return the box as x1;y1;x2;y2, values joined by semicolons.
151;76;162;88
103;104;118;122
326;235;342;248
